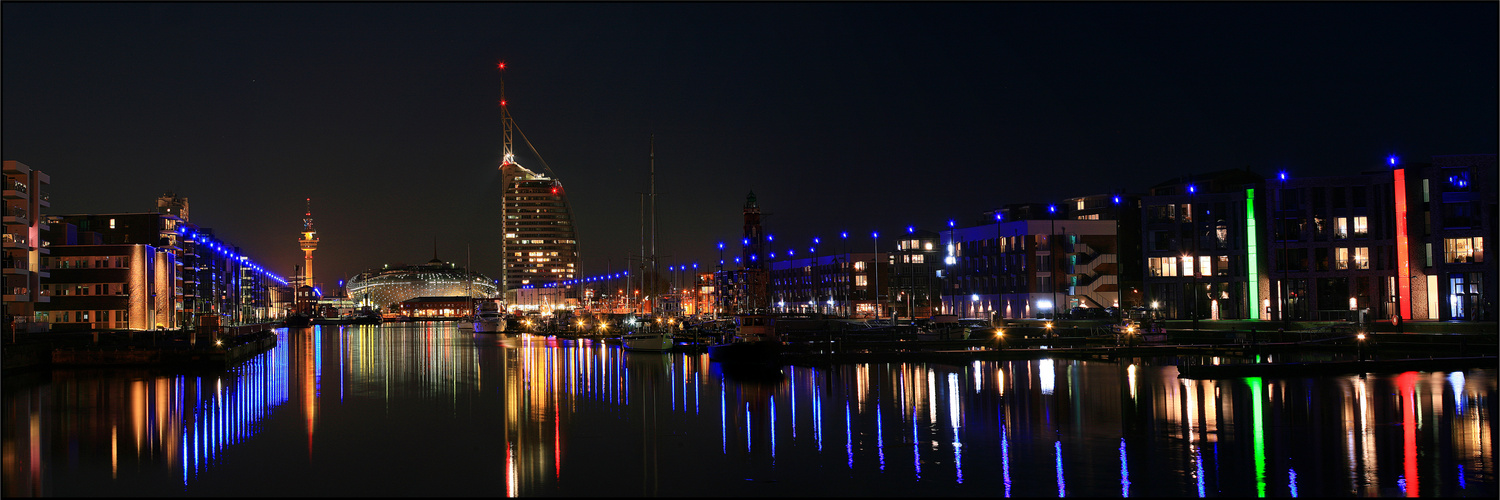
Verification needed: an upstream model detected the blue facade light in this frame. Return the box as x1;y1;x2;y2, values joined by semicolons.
718;242;725;250
1113;195;1122;205
947;219;955;228
1278;171;1288;181
907;225;915;234
1187;184;1197;194
1388;155;1399;167
743;238;750;246
813;237;820;244
840;231;848;239
1048;204;1057;214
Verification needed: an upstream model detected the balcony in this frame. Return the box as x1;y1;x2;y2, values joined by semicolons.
2;180;27;199
38;191;50;208
3;232;26;249
3;206;28;225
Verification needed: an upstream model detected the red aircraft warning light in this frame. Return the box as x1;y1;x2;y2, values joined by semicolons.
497;61;506;70
550;187;560;195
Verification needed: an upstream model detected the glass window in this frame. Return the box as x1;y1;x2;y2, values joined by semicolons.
1352;216;1368;238
1335;217;1349;239
1334;248;1349;270
1353;247;1370;270
1443;237;1484;264
1181;256;1194;276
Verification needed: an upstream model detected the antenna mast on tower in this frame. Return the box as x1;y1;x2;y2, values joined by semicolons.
497;60;514;167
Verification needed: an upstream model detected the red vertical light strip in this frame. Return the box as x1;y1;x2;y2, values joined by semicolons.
1397;371;1419;496
1393;168;1412;319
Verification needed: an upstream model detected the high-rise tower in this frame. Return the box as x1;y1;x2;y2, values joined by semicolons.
496;62;579;295
299;198;318;286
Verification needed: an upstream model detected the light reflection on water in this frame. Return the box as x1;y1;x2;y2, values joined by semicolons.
1;322;1495;497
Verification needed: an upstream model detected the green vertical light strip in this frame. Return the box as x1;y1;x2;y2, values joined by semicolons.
1248;376;1267;497
1246;188;1260;319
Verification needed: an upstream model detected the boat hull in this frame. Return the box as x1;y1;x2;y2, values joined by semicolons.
708;340;781;363
474;319;505;334
623;332;673;351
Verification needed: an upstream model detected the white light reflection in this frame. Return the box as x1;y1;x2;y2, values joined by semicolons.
1040;359;1055;395
1449;371;1466;414
949;373;962;483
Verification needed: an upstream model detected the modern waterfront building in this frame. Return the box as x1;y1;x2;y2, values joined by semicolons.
496;64;580;297
500;163;579;293
1411;154;1495;321
345;258;498;311
1063;193;1144;309
1264;167;1403;322
887;228;941;319
1140;169;1266;321
768;250;885;317
941;214;1118;320
39;197;287;330
3;160;51;333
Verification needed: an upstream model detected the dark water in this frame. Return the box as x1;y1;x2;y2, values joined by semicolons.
3;323;1495;497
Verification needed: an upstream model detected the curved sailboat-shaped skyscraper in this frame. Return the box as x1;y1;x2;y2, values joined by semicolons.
496;62;579;295
500;163;578;291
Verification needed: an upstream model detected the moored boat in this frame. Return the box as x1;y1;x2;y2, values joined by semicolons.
474;301;505;334
708;314;781;363
622;330;672;351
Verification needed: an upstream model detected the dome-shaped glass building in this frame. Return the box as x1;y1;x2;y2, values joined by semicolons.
346;258;498;310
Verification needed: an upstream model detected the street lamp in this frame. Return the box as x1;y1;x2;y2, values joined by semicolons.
1188;182;1198;332
906;225;916;321
1048;204;1058;320
872;231;880;320
1277;171;1289;329
946;219;957;316
841;231;850;318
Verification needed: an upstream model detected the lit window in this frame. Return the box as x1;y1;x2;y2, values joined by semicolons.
1334;217;1348;239
855;275;868;287
1443;237;1484;264
1353;247;1369;270
1352;217;1368;238
1334;248;1349;270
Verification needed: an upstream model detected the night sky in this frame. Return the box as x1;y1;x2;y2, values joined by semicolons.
4;2;1495;287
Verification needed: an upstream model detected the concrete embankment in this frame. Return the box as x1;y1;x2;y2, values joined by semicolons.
2;325;279;373
1178;356;1498;379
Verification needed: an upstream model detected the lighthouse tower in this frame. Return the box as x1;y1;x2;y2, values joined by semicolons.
299;198;319;287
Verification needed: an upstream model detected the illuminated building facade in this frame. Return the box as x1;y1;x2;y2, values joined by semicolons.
1139;169;1265;320
3;160;50;333
41;204;287;329
1411;154;1495;321
941;218;1118;320
345;259;498;311
36;243;176;331
883;229;940;319
500;164;579;295
1264;169;1404;321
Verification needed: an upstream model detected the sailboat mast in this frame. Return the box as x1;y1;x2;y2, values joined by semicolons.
649;135;658;315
